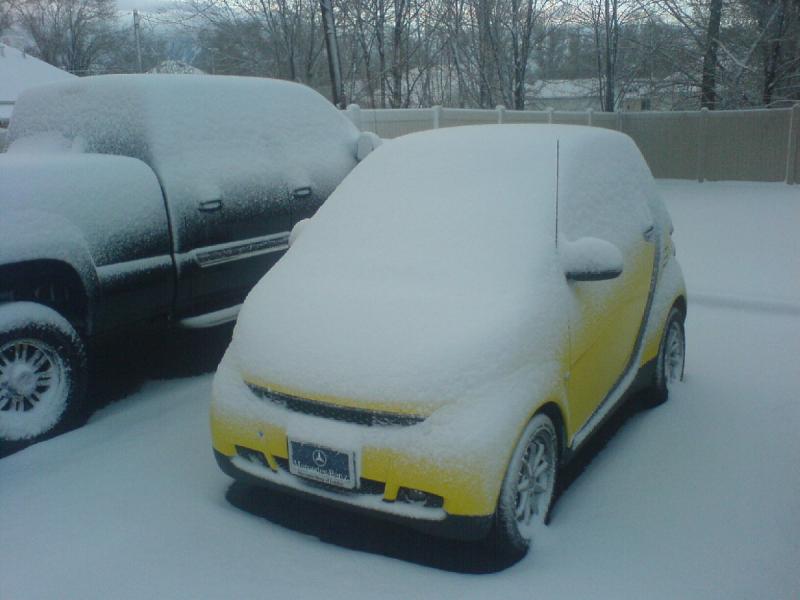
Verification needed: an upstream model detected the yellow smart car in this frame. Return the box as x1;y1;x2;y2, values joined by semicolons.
210;125;686;558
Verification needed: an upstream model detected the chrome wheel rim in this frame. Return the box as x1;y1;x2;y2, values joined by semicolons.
0;339;65;414
663;321;685;390
514;428;556;534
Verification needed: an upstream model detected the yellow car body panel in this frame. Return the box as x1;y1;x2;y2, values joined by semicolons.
567;244;655;439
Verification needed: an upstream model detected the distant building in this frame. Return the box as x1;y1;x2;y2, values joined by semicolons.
527;79;602;111
527;77;696;112
0;43;76;127
147;60;205;75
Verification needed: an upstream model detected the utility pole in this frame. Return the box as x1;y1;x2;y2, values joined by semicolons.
320;0;344;108
133;10;143;73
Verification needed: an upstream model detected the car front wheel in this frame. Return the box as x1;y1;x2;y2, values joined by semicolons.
489;413;558;560
0;302;86;446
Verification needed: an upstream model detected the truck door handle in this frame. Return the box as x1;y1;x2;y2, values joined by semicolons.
292;187;312;199
199;199;223;212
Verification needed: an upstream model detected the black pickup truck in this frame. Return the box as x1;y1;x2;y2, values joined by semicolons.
0;74;375;445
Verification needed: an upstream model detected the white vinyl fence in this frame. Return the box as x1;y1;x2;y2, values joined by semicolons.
1;101;797;183
346;104;800;185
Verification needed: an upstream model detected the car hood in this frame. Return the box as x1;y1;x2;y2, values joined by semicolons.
231;261;567;416
230;126;570;414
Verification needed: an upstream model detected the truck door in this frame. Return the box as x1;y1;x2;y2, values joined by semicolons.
170;172;294;318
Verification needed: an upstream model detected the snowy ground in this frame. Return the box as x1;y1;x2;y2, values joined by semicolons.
1;180;798;600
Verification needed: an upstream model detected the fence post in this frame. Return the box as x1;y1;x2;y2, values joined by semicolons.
346;103;362;131
496;105;506;124
547;107;554;124
697;107;709;183
587;108;594;126
432;105;442;129
616;111;623;131
786;104;799;184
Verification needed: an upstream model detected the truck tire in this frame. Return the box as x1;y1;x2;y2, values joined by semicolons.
0;302;86;445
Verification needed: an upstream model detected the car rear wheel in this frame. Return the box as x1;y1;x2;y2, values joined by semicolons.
0;302;86;446
489;413;558;560
643;305;685;408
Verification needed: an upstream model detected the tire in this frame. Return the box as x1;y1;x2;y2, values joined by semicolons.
0;302;86;444
643;305;685;408
488;413;558;560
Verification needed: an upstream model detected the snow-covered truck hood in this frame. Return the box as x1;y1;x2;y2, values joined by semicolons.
230;126;571;414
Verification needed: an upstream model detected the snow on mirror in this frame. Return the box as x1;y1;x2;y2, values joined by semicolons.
560;236;623;281
356;131;382;162
288;218;310;247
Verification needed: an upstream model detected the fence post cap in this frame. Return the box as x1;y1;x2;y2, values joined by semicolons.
346;103;361;111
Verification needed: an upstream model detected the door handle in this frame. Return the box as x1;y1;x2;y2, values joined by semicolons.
199;199;223;212
643;224;655;242
292;186;312;199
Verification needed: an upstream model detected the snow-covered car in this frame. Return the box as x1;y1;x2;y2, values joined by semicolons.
210;125;687;557
0;75;377;447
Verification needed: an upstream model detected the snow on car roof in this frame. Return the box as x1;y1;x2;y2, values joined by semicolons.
7;75;361;251
8;75;359;182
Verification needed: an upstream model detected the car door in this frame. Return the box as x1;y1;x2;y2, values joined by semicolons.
565;232;655;432
558;143;657;436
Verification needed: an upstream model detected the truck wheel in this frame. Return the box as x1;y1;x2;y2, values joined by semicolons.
0;302;86;444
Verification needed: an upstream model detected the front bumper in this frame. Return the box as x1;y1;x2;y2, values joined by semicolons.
213;449;493;540
210;356;509;539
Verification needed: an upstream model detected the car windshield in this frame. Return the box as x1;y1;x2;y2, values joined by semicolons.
288;126;559;290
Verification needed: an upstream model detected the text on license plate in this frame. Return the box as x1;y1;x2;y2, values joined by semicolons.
288;440;356;489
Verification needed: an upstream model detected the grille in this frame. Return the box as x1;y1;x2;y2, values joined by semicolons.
247;383;426;427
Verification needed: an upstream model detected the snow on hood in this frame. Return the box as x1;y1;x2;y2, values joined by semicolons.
232;126;571;411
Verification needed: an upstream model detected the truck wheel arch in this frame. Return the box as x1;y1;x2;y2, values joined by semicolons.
0;260;92;335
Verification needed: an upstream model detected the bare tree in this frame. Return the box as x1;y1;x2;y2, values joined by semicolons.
699;0;722;107
1;0;16;32
187;0;324;82
570;0;642;111
742;0;800;106
14;0;117;74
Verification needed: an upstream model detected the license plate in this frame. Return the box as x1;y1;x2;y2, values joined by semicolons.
288;439;356;489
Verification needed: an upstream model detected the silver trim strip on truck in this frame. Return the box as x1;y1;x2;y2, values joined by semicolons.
194;232;291;268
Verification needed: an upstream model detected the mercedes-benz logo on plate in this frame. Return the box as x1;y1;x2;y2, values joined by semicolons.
311;448;328;468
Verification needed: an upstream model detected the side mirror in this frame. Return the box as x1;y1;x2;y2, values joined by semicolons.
560;236;623;282
356;131;382;161
289;218;310;247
